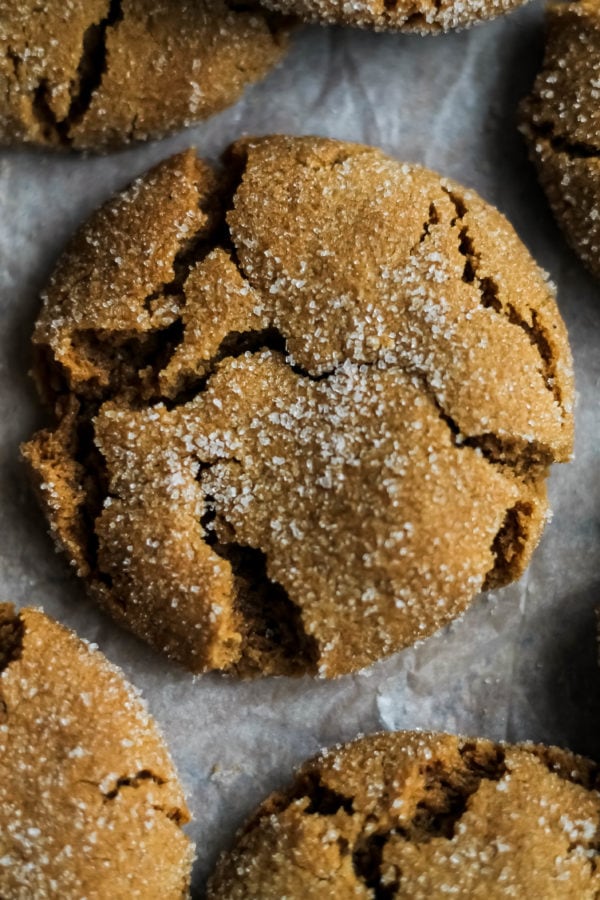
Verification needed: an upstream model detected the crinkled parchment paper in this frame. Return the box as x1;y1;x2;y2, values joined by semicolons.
1;3;599;891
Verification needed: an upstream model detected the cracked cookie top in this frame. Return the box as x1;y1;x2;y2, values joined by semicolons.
0;603;192;899
520;0;600;279
0;1;287;150
23;136;574;678
206;730;600;899
256;0;526;34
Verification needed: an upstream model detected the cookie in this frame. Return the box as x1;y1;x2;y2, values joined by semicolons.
0;1;287;150
206;730;600;898
0;603;193;898
255;0;526;34
520;0;600;280
22;136;574;678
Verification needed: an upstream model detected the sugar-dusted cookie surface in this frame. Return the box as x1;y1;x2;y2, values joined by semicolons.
520;0;600;280
0;603;193;899
0;1;287;150
23;136;574;678
256;0;526;33
207;730;600;899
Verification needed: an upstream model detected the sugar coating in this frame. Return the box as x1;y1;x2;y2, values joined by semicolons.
0;1;287;150
520;0;600;280
258;0;527;34
0;603;193;899
22;136;574;678
206;731;600;898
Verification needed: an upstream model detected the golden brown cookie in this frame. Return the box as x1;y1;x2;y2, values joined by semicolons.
0;603;193;899
207;730;600;899
0;1;287;150
520;0;600;280
256;0;525;33
22;136;574;678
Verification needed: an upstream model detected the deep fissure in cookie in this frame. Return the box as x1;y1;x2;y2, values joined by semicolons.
66;0;123;134
31;79;60;142
101;768;190;827
6;48;20;79
209;536;318;675
483;500;535;590
199;454;318;675
463;433;554;481
444;186;560;402
525;119;600;161
286;773;356;816
352;832;397;900
239;769;354;841
304;781;354;816
454;218;503;314
157;317;337;410
73;411;113;588
548;135;600;160
415;201;440;248
0;604;24;673
225;0;271;10
102;768;165;800
396;743;506;844
349;743;507;894
419;372;550;485
478;275;502;313
457;226;478;287
159;327;289;409
69;324;186;403
507;305;560;404
278;770;355;816
30;0;123;145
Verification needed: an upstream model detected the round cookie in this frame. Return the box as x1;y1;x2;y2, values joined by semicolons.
520;0;600;280
0;1;287;150
0;603;193;898
207;730;600;899
256;0;526;34
22;135;574;678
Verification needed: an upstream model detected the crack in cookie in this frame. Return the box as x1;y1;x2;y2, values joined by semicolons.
520;0;600;281
0;1;288;150
206;731;600;898
0;604;192;898
22;136;574;677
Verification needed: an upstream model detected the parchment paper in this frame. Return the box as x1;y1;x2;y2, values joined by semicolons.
1;3;600;891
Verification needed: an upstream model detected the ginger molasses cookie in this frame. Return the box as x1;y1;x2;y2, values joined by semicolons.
0;603;192;898
206;730;600;898
520;0;600;280
256;0;525;34
22;136;574;678
0;1;287;150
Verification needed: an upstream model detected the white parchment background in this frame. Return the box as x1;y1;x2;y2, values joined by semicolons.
1;2;599;892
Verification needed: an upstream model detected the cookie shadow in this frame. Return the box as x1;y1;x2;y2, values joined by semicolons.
479;9;550;230
0;252;60;570
480;6;599;313
533;586;600;761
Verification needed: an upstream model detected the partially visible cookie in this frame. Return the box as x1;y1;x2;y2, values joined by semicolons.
0;603;193;899
256;0;526;34
23;136;574;678
207;730;600;899
0;1;287;150
520;0;600;280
